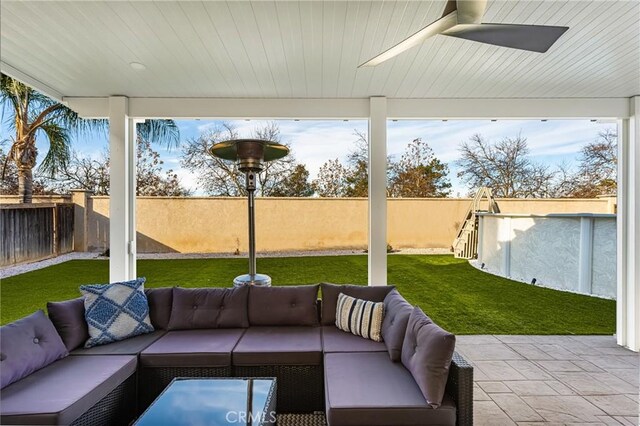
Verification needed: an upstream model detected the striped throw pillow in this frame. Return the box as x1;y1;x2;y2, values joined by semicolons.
335;292;385;342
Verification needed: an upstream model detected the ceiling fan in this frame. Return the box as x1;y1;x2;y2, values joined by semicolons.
359;0;569;67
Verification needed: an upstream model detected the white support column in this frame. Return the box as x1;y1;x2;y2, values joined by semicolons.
368;97;387;286
108;97;135;282
617;96;640;352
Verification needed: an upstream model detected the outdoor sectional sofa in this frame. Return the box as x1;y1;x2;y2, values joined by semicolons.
0;283;473;426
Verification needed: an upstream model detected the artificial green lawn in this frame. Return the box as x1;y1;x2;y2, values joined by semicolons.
0;255;615;334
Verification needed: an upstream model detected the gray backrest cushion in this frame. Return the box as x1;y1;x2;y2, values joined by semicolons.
145;287;173;330
320;283;394;326
381;289;413;361
0;310;68;389
249;285;319;326
401;307;455;409
168;286;249;330
46;297;89;352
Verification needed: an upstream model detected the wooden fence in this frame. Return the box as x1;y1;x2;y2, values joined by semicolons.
0;204;74;267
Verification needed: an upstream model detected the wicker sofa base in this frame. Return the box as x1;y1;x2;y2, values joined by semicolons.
70;374;137;426
447;352;474;426
138;366;232;411
234;365;325;414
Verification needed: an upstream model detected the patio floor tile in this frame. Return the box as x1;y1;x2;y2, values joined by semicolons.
503;380;559;396
569;336;622;348
537;344;583;360
478;381;512;393
520;395;607;423
462;336;639;424
608;369;640;386
474;361;528;381
473;384;492;401
507;344;555;360
584;395;639;416
456;335;503;345
495;335;536;344
581;355;638;370
571;360;607;373
595;415;632;426
587;372;639;394
506;360;554;380
490;393;543;422
535;360;586;372
457;343;524;361
550;372;619;395
613;416;639;426
474;400;517;426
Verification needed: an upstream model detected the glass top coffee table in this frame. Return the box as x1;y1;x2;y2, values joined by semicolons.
135;378;277;426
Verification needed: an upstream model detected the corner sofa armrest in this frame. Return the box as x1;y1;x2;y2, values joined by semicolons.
446;351;473;426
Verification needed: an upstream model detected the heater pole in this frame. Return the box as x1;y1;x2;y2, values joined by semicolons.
210;139;288;287
246;171;257;277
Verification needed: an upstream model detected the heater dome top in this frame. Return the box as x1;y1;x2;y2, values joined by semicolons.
209;139;289;163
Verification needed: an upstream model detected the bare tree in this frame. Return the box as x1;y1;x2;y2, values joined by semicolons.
389;138;451;197
344;130;369;197
568;129;617;197
456;134;556;198
271;164;314;197
135;139;190;196
45;139;189;196
312;159;349;197
46;150;110;195
181;122;298;196
1;145;53;195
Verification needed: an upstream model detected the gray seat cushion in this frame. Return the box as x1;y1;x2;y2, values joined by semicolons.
321;326;386;353
401;307;456;409
233;326;322;366
320;283;394;326
0;310;68;389
0;355;136;425
145;287;174;330
71;330;166;356
381;289;414;361
141;329;245;367
249;285;319;326
324;352;456;426
168;287;249;330
47;297;89;352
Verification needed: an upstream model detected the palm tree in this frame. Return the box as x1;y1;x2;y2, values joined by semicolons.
1;73;179;203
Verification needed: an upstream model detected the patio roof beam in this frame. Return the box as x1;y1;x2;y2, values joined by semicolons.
1;61;64;103
63;97;632;120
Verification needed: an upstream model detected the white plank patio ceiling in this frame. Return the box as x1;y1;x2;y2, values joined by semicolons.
1;0;639;99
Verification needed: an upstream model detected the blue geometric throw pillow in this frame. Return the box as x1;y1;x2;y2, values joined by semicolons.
80;277;154;348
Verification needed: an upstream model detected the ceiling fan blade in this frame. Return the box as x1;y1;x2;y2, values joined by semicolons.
359;11;458;67
443;23;569;53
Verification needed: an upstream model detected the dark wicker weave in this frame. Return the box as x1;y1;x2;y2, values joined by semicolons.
234;365;324;414
446;352;474;426
138;366;232;411
70;374;136;426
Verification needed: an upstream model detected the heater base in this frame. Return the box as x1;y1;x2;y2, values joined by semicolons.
233;273;272;287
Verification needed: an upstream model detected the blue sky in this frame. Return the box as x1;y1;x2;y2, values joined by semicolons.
1;116;615;196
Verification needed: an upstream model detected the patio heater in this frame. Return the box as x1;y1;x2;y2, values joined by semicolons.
209;139;289;287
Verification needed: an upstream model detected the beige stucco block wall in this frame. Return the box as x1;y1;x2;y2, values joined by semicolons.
388;199;470;248
82;197;613;254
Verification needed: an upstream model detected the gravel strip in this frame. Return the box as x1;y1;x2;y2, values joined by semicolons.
1;248;452;278
1;252;101;279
